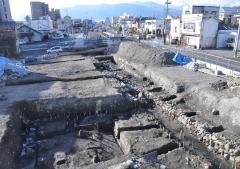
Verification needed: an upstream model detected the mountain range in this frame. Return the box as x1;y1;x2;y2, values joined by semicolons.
60;2;182;20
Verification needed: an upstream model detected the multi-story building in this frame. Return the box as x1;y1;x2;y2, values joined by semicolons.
0;22;17;57
0;0;12;21
49;8;61;21
180;14;219;49
0;0;17;57
30;1;49;20
182;5;220;17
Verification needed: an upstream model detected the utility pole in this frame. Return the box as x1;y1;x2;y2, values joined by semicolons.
234;19;240;58
165;0;171;18
163;0;171;44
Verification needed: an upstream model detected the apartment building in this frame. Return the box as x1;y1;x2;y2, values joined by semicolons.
0;0;12;21
30;1;49;20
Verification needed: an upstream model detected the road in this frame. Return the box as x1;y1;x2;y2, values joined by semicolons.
144;39;240;73
20;38;110;60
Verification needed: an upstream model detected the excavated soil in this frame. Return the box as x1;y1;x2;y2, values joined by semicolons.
0;45;237;169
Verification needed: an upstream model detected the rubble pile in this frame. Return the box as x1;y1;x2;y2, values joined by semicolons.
210;80;229;91
144;90;240;167
0;56;29;81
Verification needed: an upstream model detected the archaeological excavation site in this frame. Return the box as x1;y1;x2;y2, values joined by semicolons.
1;42;240;169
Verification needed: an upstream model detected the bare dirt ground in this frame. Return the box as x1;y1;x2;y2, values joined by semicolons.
0;43;239;169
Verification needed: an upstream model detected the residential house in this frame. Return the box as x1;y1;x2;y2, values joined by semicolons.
180;14;219;49
216;15;240;50
216;30;237;48
219;7;238;26
17;24;43;43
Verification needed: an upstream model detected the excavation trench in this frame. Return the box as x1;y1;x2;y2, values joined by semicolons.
0;45;235;169
4;95;137;169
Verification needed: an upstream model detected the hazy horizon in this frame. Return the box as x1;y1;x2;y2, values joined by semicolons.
9;0;240;21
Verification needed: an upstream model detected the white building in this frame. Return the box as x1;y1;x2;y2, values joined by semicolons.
143;19;164;36
170;18;181;43
57;16;73;34
181;14;219;49
29;16;53;33
182;5;220;17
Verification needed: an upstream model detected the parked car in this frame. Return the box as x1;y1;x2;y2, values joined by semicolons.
18;39;27;45
226;38;235;48
146;34;155;40
46;46;63;54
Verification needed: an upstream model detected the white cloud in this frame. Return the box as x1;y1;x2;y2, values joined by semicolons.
9;0;240;21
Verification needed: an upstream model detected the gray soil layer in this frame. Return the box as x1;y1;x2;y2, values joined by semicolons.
114;42;240;133
119;128;177;155
0;55;136;169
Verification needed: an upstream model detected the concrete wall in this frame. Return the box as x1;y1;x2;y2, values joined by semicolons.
170;18;181;40
182;36;201;49
201;18;219;48
182;14;203;36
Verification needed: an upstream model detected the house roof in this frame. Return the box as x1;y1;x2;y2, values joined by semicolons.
220;7;238;14
17;25;42;35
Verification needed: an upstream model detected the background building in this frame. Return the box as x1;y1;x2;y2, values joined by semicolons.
17;25;43;43
29;16;53;33
0;0;12;21
0;22;17;57
49;8;61;21
180;14;219;49
30;1;49;20
182;5;220;17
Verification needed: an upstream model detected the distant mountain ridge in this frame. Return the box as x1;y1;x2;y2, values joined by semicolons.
61;2;182;20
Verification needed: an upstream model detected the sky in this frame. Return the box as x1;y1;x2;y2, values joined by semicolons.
9;0;240;21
